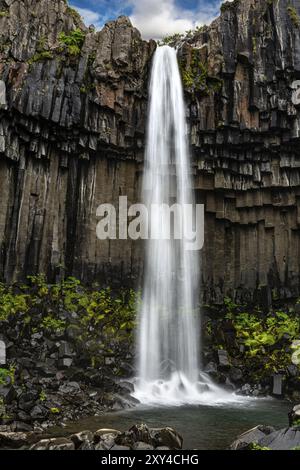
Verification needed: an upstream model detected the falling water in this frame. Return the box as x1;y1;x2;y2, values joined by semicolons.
133;46;236;405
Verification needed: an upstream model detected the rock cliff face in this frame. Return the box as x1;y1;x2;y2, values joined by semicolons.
1;0;300;305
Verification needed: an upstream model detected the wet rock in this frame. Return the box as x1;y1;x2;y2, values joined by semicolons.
95;433;117;450
30;438;75;451
230;425;276;450
229;367;243;384
70;430;94;449
260;427;300;450
0;432;29;449
150;427;183;450
217;350;230;369
134;442;155;450
289;404;300;427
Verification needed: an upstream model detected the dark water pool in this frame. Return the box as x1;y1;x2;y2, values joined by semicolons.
47;399;291;450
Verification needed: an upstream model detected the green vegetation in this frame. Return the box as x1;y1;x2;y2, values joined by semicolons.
205;297;300;381
287;5;300;28
50;407;61;414
58;28;86;56
0;11;9;18
249;443;271;451
0;276;138;369
39;391;47;402
179;49;223;96
159;33;184;46
28;51;54;64
0;283;28;321
0;365;15;386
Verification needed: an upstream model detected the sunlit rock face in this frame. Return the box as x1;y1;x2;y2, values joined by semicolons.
0;0;300;305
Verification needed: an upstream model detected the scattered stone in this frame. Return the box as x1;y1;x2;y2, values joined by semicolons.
30;405;48;420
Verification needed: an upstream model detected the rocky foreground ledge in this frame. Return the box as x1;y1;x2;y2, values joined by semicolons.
230;404;300;451
0;424;183;451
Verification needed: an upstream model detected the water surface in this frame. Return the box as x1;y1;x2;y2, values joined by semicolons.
47;399;291;450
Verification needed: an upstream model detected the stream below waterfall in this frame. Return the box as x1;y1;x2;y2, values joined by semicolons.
46;399;291;450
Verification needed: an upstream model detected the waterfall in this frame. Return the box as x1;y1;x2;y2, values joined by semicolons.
133;46;235;405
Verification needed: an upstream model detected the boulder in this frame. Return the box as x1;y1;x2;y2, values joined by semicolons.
150;427;183;449
260;427;300;450
70;430;94;449
230;425;275;450
0;432;29;449
30;438;75;451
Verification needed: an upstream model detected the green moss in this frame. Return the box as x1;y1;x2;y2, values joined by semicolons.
41;316;66;333
287;5;300;28
0;366;15;386
28;51;54;64
0;11;9;18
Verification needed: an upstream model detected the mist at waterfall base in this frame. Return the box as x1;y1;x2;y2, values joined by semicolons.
133;46;240;406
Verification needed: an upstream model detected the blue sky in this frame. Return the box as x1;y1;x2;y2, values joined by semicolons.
69;0;227;39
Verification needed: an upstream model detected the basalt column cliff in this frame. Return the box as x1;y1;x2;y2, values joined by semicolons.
1;0;300;305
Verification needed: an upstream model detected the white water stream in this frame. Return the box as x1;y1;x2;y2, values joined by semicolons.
133;46;241;406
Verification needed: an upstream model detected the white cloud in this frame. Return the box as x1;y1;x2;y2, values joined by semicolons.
129;0;224;40
73;6;102;28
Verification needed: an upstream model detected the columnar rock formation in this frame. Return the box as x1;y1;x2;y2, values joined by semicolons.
0;0;300;304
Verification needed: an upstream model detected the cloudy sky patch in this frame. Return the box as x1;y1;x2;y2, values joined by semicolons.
70;0;229;39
